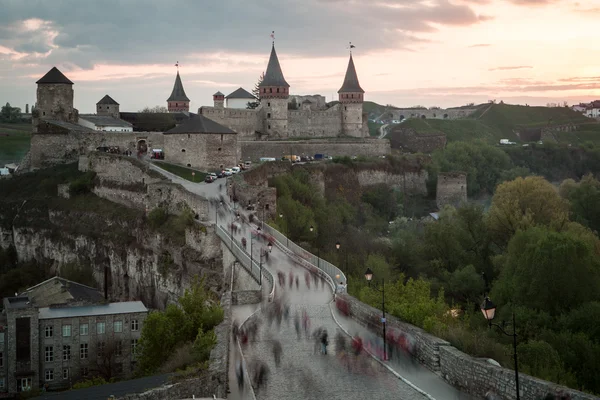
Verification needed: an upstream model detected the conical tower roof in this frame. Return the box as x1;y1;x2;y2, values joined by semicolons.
338;54;364;93
167;71;190;102
260;44;289;88
36;66;73;85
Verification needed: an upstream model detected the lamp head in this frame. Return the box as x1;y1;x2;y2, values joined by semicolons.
480;297;497;323
309;225;314;232
364;267;373;282
267;243;272;252
279;213;283;218
335;242;341;250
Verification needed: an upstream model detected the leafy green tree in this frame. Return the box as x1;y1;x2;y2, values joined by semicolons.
361;184;402;221
0;102;22;122
247;72;263;109
562;174;600;233
486;176;570;247
431;141;513;196
517;340;575;386
447;265;485;305
491;226;600;315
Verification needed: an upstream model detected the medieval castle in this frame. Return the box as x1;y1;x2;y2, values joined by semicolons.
26;43;389;172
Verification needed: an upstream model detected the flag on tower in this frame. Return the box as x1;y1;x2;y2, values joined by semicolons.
175;61;179;69
270;31;275;40
349;42;356;49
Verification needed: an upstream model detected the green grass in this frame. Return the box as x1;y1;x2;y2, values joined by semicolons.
153;161;207;182
0;123;32;163
368;121;380;137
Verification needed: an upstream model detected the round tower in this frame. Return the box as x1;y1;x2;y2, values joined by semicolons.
96;95;120;118
338;53;365;137
259;44;289;137
34;66;76;132
213;91;225;109
167;69;190;113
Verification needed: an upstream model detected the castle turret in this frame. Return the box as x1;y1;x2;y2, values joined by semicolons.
33;67;77;132
96;95;120;118
338;53;365;137
213;91;225;109
167;70;190;113
259;44;289;137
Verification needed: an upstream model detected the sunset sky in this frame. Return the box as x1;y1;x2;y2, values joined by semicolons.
1;0;600;113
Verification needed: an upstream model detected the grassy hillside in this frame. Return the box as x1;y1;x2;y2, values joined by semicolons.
0;122;31;164
393;104;600;145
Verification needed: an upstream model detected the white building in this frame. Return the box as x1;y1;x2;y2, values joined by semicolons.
78;115;133;132
225;87;256;109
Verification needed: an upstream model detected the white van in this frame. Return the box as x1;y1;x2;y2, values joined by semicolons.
259;157;277;162
231;166;240;174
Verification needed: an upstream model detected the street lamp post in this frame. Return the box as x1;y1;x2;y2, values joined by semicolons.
481;297;520;400
309;225;320;269
365;267;387;361
251;226;262;285
335;241;348;276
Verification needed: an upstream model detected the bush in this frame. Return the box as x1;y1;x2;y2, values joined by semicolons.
148;207;168;229
68;171;96;196
159;342;197;373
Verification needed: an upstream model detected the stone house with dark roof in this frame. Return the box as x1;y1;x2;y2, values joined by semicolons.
225;87;256;109
163;114;238;171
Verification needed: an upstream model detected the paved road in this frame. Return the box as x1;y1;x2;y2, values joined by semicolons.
150;163;472;400
32;374;170;400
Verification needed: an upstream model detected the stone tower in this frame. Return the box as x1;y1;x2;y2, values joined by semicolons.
167;70;190;113
338;53;365;137
33;66;78;132
213;91;225;109
259;44;289;137
96;95;120;118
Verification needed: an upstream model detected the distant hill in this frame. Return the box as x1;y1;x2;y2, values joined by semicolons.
387;103;600;146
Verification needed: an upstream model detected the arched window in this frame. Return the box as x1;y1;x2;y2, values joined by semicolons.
181;149;186;152
277;88;280;93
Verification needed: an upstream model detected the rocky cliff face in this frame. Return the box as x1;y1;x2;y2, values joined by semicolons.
1;207;223;310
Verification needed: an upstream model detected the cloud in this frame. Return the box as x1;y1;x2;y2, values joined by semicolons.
469;43;491;47
489;65;533;71
0;0;491;72
559;76;600;82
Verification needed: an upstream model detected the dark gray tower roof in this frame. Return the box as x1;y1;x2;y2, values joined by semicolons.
259;44;289;88
213;91;225;96
226;87;255;99
167;71;190;102
338;54;364;93
164;114;236;135
97;95;119;105
36;67;74;85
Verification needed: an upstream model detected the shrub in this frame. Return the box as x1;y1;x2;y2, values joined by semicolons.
148;207;168;229
159;342;196;373
68;171;97;196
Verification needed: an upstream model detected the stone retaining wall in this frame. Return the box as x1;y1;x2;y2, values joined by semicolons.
232;290;262;305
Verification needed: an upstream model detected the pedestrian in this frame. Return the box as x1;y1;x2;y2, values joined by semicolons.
294;312;301;339
236;358;244;390
289;271;294;289
320;329;329;355
295;275;299;289
272;340;283;367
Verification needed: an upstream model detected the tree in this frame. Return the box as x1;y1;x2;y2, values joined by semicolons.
431;141;513;196
486;176;569;247
491;226;600;315
247;72;263;109
0;102;22;122
92;335;131;381
561;174;600;233
139;105;168;113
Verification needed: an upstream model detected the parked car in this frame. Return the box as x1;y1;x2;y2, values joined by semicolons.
216;171;226;178
231;166;241;174
224;169;233;176
205;175;215;183
208;172;217;180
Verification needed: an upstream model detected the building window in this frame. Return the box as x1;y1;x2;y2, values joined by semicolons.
187;134;190;138
45;325;53;338
97;342;105;358
267;113;271;119
277;88;280;93
63;368;69;380
81;367;89;377
218;147;222;151
267;102;270;107
63;345;71;361
0;377;4;390
62;325;71;337
0;332;4;343
80;323;88;336
80;343;88;359
114;321;123;333
97;322;105;334
268;125;271;130
269;88;272;93
131;339;138;355
221;134;223;141
0;351;3;367
345;106;347;111
45;346;53;362
115;340;123;356
45;369;54;381
131;320;139;331
181;149;186;152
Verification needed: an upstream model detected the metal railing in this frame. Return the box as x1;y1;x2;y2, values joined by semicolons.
260;223;347;292
216;225;275;301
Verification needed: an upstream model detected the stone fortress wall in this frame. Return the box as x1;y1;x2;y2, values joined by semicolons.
388;107;478;121
389;127;447;153
162;132;239;171
200;106;261;137
288;103;343;137
240;138;390;161
339;294;597;400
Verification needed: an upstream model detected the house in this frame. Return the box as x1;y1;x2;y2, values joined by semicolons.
78;115;133;132
225;87;256;109
571;100;600;118
0;277;148;395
